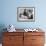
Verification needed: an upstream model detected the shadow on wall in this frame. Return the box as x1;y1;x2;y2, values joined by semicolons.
0;24;7;43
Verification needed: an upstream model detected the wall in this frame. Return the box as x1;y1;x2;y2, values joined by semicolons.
0;0;46;29
0;0;46;43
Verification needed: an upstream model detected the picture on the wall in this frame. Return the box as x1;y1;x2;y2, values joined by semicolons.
17;7;35;22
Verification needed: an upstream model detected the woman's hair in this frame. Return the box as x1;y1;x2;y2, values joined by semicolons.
23;9;28;16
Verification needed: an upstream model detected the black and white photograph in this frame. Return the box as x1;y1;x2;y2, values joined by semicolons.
17;7;35;22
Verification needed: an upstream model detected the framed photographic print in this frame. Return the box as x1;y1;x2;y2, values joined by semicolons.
17;7;35;22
